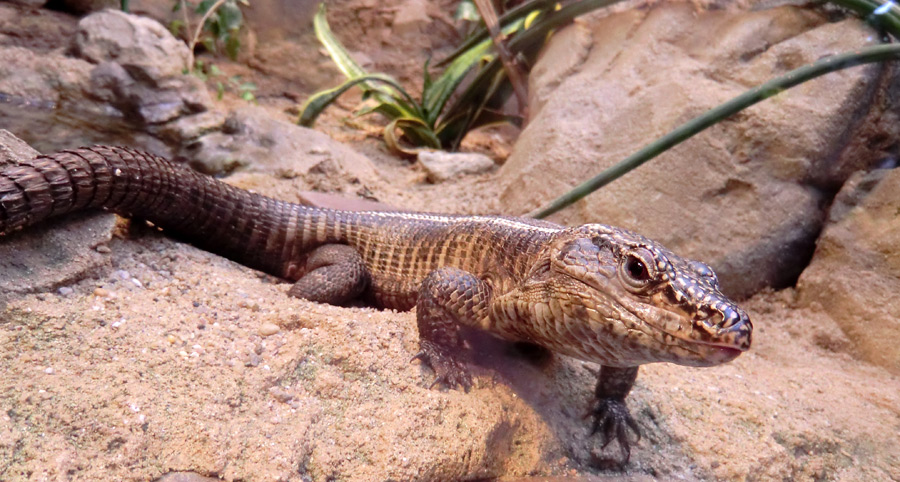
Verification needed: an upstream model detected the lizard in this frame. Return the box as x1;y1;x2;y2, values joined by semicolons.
0;145;752;464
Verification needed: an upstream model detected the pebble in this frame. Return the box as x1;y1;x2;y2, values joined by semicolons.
114;270;130;281
258;323;280;337
245;352;261;367
57;287;74;296
93;287;112;298
95;245;111;254
269;387;293;403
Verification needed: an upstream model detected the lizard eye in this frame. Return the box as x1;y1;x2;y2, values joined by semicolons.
619;250;655;289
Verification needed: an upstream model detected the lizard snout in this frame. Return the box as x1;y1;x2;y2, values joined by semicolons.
701;304;752;351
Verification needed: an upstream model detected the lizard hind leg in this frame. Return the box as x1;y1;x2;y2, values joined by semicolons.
288;244;369;305
412;267;492;391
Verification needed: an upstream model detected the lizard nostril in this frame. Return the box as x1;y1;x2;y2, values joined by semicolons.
721;307;742;329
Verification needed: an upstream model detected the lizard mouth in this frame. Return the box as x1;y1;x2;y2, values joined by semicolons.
698;343;744;363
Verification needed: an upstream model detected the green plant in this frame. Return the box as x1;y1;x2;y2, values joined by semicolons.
300;1;623;155
170;0;249;71
217;75;257;102
191;60;257;102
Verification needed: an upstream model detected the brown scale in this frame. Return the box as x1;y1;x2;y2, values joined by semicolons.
0;145;753;466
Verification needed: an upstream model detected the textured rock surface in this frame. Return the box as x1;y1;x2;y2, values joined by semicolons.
417;150;495;182
73;9;189;79
797;168;900;374
499;4;898;298
183;106;383;194
74;9;213;125
0;45;92;104
58;0;118;14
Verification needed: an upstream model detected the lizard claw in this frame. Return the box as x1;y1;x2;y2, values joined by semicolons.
412;342;473;391
589;397;641;466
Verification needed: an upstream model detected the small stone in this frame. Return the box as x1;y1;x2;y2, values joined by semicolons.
166;334;177;344
269;387;294;403
93;287;111;297
245;352;261;367
44;367;54;374
95;245;111;254
258;323;280;337
417;150;495;183
115;270;130;281
58;287;74;296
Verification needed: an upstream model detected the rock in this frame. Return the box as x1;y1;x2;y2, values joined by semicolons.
796;168;900;374
499;4;897;298
417;150;495;183
74;9;213;126
86;60;211;124
156;110;227;144
73;9;189;79
296;191;406;212
0;130;116;295
183;106;382;192
58;0;119;15
4;0;48;8
0;45;93;105
0;128;40;162
155;472;221;482
258;322;281;337
392;0;431;38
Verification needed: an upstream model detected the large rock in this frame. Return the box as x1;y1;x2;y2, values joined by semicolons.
499;4;897;297
2;226;899;481
73;9;189;79
73;9;213;125
796;168;900;374
183;106;383;195
0;45;92;105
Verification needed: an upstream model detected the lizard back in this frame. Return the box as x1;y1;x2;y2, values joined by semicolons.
0;145;559;309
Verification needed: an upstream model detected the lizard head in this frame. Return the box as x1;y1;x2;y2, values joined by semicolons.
507;224;752;368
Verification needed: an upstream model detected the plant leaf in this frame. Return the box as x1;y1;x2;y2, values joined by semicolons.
218;1;243;32
224;33;241;60
299;74;420;127
313;2;410;104
383;117;440;158
436;0;555;67
423;37;493;125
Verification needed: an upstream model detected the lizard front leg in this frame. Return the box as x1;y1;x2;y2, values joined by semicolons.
288;244;369;305
590;365;641;465
412;267;492;391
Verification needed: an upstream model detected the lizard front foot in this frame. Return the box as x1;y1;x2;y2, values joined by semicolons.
589;397;641;466
412;341;473;391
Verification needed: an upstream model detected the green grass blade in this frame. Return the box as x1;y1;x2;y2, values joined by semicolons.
384;117;441;157
299;74;420;126
423;38;494;125
436;0;556;67
313;2;405;101
827;0;900;38
313;3;367;79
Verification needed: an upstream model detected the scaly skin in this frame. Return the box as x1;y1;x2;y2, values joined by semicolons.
0;146;753;464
